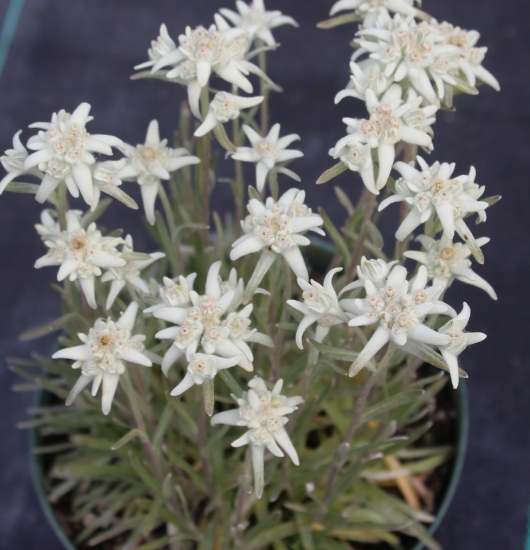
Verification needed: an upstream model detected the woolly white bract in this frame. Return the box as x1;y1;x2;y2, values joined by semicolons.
53;302;154;415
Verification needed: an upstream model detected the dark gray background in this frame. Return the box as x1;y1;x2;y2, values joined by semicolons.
0;0;526;548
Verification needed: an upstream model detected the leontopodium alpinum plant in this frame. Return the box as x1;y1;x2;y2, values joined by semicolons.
3;1;498;548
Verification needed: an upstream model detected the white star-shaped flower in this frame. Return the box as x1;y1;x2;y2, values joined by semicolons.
144;273;197;314
101;235;165;310
35;211;125;309
119;120;200;224
219;0;298;46
211;377;304;498
170;353;241;396
151;262;272;375
231;124;303;192
335;62;389;104
231;188;324;281
0;131;38;194
287;268;349;349
404;234;497;300
90;158;138;212
330;0;419;26
194;92;264;137
353;13;461;106
330;84;435;193
24;103;124;205
134;24;177;71
378;157;490;261
342;264;454;376
437;302;486;388
53;302;154;415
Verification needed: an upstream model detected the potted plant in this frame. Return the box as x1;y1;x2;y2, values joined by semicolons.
2;0;498;548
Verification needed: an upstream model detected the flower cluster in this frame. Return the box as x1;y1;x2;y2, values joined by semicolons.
53;302;155;414
211;377;303;498
329;0;420;27
150;262;272;376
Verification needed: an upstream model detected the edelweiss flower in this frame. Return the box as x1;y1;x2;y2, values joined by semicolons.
219;0;298;46
340;257;398;296
330;0;419;25
35;209;63;244
211;377;304;498
144;273;197;314
149;16;265;118
194;92;264;137
171;353;241;396
0;131;37;194
354;13;461;105
91;159;138;212
342;263;453;376
134;24;177;71
378;157;489;256
231;188;324;281
287;268;349;349
152;262;272;375
119;120;200;224
331;84;435;192
438;302;486;389
24;103;124;205
404;234;497;299
34;210;125;309
231;124;303;192
101;235;165;309
437;22;500;92
335;62;389;104
53;302;153;415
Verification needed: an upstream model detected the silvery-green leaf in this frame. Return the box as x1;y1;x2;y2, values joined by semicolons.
361;390;424;423
308;339;359;362
401;341;468;379
316;162;347;184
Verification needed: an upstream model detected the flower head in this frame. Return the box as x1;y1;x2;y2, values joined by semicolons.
24;103;124;205
231;123;303;191
194;92;264;137
151;262;272;375
134;24;177;70
378;157;489;260
144;273;197;313
211;376;304;498
119;120;200;224
404;234;497;299
438;302;486;388
231;188;324;281
101;235;165;309
335;62;389;104
330;0;419;26
0;131;35;194
53;302;153;414
331;84;435;192
287;268;348;349
34;210;125;309
342;262;454;375
219;0;298;46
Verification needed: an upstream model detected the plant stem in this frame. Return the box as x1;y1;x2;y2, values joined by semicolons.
272;259;292;380
158;182;176;240
200;86;211;248
347;189;377;281
256;39;269;135
198;401;214;495
56;182;68;231
232;93;244;237
317;343;396;518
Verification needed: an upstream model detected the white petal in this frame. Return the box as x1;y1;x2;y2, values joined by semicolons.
72;163;94;205
171;372;196;396
79;277;97;309
65;374;93;406
162;345;184;376
409;324;450;346
35;174;61;203
118;301;138;329
350;325;390;376
211;409;241;426
205;261;222;300
145;120;160;146
70;103;91;127
140;182;159;225
101;372;121;415
282;246;308;281
53;345;90;361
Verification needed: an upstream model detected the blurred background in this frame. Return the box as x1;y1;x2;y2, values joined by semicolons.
0;0;527;548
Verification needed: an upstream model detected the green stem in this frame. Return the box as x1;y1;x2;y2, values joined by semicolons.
56;182;68;231
272;258;292;380
232;93;244;237
200;86;211;248
257;39;269;135
158;182;176;240
347;190;377;281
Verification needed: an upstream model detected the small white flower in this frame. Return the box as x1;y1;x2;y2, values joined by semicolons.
231;188;324;281
171;353;241;396
34;210;125;309
378;157;489;249
53;302;153;415
34;209;66;244
101;235;165;309
194;92;264;137
330;0;419;24
231;123;303;192
134;24;177;71
436;22;500;92
144;273;197;313
152;262;272;375
331;84;435;193
91;158;138;212
119;120;200;224
287;268;349;349
438;302;486;389
24;103;124;205
149;16;265;118
404;234;497;299
211;377;304;498
0;131;37;194
219;0;298;46
343;264;454;376
335;62;389;104
340;257;398;297
353;13;462;106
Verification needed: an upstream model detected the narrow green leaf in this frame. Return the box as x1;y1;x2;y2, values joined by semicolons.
316;162;347;184
308;339;358;362
112;429;145;450
402;341;468;378
19;313;80;341
32;442;75;454
295;513;316;550
362;220;384;250
81;198;112;227
248;185;261;201
103;186;139;210
143;498;163;536
318;207;351;267
246;522;298;549
4;181;40;194
213;124;237;152
163;447;208;493
152;403;173;451
451;75;479;95
361;390;424;423
203;378;215;417
135;535;181;550
317;12;361;29
128;451;162;496
121;252;152;262
218;369;243;398
483;195;502;207
276;322;298;332
401;522;442;550
334;186;355;216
